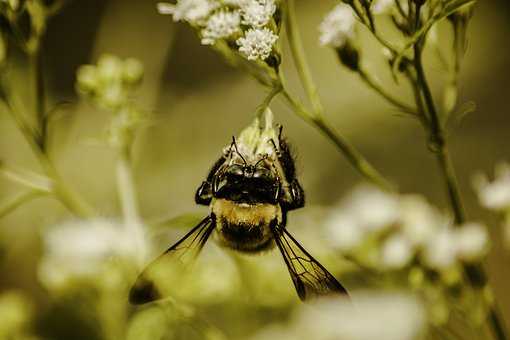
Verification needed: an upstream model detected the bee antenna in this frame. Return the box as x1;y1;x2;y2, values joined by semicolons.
255;154;268;167
278;125;283;141
232;136;248;166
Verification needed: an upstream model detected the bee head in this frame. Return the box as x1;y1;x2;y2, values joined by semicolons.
214;157;280;204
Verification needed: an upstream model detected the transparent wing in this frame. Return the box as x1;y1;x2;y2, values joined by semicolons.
129;215;215;305
271;223;348;301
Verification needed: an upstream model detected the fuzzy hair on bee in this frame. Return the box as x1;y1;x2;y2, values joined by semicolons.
129;110;347;305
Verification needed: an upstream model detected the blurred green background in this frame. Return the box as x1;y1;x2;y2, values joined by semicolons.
0;0;509;338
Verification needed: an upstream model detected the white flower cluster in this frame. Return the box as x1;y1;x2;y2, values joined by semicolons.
324;185;489;271
157;0;279;61
38;219;148;289
319;4;356;49
251;293;425;340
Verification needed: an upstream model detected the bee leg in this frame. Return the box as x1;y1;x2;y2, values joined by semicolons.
195;155;227;206
282;179;305;211
195;181;213;205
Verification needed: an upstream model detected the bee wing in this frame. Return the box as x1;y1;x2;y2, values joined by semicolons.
129;215;215;305
271;223;348;301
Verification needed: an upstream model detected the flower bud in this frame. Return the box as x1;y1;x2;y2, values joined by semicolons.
97;54;123;84
336;42;359;72
122;58;144;85
76;65;99;94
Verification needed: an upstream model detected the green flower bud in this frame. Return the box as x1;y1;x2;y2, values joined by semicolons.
122;58;144;85
76;65;99;95
97;54;123;84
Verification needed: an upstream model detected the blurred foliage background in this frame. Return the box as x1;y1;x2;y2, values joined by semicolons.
0;0;509;339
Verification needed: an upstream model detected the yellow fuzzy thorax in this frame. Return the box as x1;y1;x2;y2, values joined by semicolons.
211;198;282;226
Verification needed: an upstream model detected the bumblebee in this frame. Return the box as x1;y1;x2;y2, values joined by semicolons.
130;112;347;304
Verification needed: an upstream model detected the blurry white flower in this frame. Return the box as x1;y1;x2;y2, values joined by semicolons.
240;0;276;28
319;4;356;48
325;212;364;252
455;223;489;262
237;27;278;60
152;242;241;304
474;163;510;211
372;0;394;14
286;292;425;340
157;0;219;25
423;228;457;269
344;185;400;232
381;234;414;269
201;10;241;45
399;195;446;246
39;219;147;289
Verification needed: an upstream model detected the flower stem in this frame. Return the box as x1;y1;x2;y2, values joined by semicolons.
413;34;465;224
32;51;47;150
357;68;416;114
116;149;141;225
256;84;282;121
1;64;94;217
284;0;324;116
0;190;47;219
116;146;146;266
282;0;393;191
411;6;508;338
281;89;393;191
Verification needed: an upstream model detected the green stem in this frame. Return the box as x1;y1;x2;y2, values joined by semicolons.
0;191;47;219
116;149;140;225
32;51;47;150
281;90;393;191
116;146;146;266
1;84;94;218
284;0;323;116
255;85;282;121
413;29;465;224
283;0;393;191
358;68;416;113
411;5;508;339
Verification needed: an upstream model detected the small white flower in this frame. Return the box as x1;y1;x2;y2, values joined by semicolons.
157;0;219;25
39;219;147;289
240;0;277;28
237;27;278;60
344;185;400;232
372;0;394;15
423;228;457;270
324;212;364;252
455;223;489;262
381;234;414;269
319;4;356;48
474;163;510;211
201;10;241;45
399;195;447;246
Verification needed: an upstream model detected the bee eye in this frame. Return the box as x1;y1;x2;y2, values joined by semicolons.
253;168;271;179
227;164;244;177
